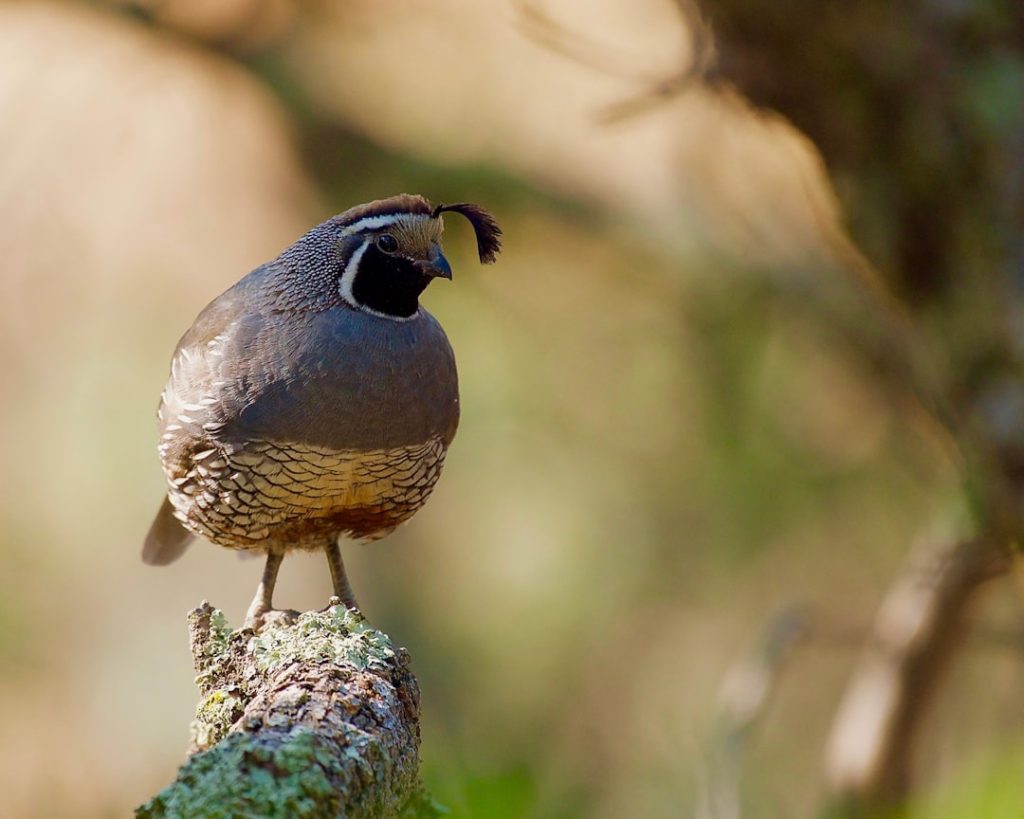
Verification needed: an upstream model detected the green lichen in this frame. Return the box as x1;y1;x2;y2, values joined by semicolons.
138;729;342;819
190;606;235;691
192;606;232;659
250;606;396;675
190;687;243;751
138;725;433;819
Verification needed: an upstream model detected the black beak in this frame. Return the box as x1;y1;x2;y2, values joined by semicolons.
426;245;453;280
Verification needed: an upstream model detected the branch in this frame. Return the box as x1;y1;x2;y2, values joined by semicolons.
137;602;437;818
823;536;1011;814
698;608;809;819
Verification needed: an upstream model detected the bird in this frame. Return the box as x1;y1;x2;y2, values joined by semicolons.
143;194;501;627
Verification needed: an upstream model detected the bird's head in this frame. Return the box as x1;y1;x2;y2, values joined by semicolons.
302;193;501;320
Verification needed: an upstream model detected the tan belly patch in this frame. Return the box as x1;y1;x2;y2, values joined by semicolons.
166;436;448;548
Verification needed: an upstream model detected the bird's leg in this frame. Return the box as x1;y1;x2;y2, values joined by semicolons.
244;548;284;628
325;538;359;610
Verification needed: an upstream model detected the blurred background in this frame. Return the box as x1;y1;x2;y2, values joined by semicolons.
1;1;1023;817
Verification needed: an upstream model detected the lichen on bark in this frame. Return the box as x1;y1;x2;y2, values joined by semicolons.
137;602;437;818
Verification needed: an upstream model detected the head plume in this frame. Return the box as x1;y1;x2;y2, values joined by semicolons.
431;203;502;264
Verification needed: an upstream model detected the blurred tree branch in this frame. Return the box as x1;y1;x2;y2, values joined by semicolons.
699;4;1023;814
137;603;435;819
824;536;1010;815
519;0;1023;813
699;608;810;819
515;0;716;122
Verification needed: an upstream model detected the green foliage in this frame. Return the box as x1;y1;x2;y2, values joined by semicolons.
427;764;542;819
912;745;1024;819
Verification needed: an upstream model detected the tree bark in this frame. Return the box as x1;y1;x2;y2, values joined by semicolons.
136;602;436;819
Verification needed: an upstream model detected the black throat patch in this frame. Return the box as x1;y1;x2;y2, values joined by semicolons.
351;243;432;318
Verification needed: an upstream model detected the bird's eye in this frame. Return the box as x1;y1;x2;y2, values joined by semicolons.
376;234;399;253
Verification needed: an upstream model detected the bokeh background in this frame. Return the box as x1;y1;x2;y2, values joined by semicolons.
2;1;1023;817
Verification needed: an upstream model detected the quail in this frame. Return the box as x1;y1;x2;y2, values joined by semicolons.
143;194;501;626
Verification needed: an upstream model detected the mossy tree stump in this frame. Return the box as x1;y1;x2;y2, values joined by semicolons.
137;602;436;818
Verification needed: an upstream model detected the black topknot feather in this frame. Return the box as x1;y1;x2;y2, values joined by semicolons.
431;203;502;264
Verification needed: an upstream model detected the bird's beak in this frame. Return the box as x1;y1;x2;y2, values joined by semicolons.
426;245;453;280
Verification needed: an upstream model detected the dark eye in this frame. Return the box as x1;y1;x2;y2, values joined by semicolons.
376;234;399;253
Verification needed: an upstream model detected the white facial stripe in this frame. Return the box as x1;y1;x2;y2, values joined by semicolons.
341;214;401;235
337;237;421;323
361;305;419;322
340;212;430;236
338;238;371;305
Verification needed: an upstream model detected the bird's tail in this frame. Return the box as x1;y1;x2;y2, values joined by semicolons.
142;496;194;566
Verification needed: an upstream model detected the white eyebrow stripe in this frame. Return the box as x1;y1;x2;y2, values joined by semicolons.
340;213;428;236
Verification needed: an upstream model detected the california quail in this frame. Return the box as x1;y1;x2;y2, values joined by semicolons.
143;194;501;626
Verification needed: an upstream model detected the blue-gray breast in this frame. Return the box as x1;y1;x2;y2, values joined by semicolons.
143;194;501;625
